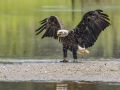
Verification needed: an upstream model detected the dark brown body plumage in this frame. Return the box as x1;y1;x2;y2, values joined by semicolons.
60;31;78;51
35;9;110;62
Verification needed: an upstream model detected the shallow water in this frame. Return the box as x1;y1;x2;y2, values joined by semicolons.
0;58;120;64
0;81;120;90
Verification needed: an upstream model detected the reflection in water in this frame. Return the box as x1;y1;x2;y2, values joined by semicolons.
0;81;120;90
56;83;68;90
0;81;97;90
0;0;120;59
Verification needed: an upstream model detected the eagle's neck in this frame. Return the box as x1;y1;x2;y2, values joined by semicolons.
59;30;76;44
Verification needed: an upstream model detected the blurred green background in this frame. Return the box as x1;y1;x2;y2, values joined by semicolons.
0;0;120;59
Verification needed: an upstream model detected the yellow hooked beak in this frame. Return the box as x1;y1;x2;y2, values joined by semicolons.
57;32;61;36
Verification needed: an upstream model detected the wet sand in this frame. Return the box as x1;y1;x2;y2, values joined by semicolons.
0;61;120;82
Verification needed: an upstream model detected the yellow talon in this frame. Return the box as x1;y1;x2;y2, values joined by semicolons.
77;49;89;55
84;50;89;54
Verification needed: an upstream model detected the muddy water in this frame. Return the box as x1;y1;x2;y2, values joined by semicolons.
0;81;120;90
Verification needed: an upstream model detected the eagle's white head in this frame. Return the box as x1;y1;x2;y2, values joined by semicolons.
57;30;69;37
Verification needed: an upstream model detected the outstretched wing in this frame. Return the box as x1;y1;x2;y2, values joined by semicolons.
73;9;110;48
35;16;65;39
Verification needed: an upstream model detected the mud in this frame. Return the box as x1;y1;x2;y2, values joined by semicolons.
0;61;120;82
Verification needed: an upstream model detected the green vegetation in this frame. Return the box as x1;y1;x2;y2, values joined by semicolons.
0;0;120;59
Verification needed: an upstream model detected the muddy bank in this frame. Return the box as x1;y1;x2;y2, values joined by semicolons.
0;61;120;82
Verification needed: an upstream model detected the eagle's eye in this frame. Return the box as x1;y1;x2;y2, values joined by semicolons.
57;30;69;37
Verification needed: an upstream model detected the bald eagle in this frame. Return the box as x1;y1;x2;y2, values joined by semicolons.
35;9;110;62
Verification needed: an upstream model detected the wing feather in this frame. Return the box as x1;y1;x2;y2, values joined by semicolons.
35;16;65;39
35;23;47;33
40;18;48;23
73;9;110;48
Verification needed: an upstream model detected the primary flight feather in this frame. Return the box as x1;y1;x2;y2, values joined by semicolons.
35;9;110;62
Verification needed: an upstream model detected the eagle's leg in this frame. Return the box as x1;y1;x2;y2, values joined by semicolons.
60;46;68;62
72;46;78;62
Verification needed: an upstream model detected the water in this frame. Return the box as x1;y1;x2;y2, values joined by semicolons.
0;0;120;90
0;81;120;90
0;0;120;59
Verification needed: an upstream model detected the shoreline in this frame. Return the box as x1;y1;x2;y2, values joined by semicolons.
0;61;120;82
